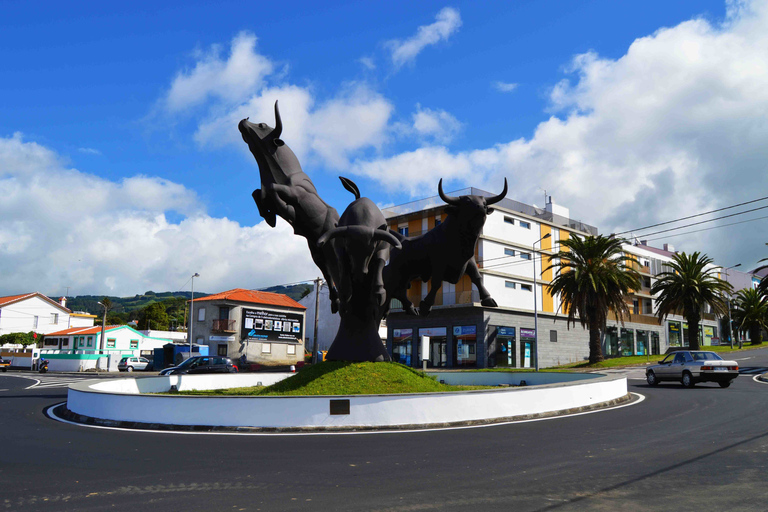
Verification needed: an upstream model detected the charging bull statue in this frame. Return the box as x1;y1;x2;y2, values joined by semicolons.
317;177;401;361
239;101;341;313
384;178;508;316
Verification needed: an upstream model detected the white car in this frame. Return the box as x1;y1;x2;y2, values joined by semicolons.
646;350;739;388
117;356;151;372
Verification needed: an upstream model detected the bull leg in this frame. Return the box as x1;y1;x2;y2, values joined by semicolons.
394;288;419;316
252;189;276;227
268;184;297;226
369;255;387;307
308;244;340;314
419;275;443;316
466;259;498;307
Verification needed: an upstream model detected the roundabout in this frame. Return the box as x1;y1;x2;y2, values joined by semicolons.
57;370;631;432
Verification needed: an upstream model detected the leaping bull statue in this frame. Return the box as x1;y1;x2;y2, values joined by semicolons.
384;178;508;316
317;177;401;362
239;101;341;313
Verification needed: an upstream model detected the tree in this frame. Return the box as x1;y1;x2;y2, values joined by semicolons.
138;302;169;330
731;288;768;345
651;252;731;350
545;235;641;364
754;243;768;298
0;331;41;347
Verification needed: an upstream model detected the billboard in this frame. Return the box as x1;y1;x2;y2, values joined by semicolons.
241;308;304;342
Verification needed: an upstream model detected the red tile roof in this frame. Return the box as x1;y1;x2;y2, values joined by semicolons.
47;325;122;336
0;292;71;312
193;288;306;310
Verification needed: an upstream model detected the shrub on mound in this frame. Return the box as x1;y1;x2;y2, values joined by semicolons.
175;361;491;396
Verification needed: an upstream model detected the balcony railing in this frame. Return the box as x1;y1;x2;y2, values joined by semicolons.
389;290;481;311
212;319;237;333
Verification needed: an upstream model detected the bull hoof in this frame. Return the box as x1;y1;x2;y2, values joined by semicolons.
331;299;339;314
264;211;277;227
406;305;420;316
481;297;498;307
374;287;386;307
419;301;432;316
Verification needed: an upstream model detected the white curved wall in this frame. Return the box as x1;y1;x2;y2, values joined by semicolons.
67;372;627;430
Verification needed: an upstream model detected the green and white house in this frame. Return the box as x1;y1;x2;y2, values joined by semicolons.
43;325;172;371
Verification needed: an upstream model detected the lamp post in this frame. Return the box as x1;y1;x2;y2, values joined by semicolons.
533;233;551;371
189;273;199;357
723;263;741;349
97;301;108;353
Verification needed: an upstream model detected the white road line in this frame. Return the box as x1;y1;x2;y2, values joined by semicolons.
47;393;646;437
752;374;768;385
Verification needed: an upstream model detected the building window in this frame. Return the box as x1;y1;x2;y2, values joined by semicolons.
520;252;531;260
398;226;409;236
86;337;93;347
505;281;516;289
61;338;69;347
504;248;515;257
550;330;557;342
521;284;532;292
261;343;271;354
519;221;531;229
33;316;38;329
644;299;652;314
287;344;296;355
44;337;58;347
197;308;205;322
434;216;441;227
504;216;514;225
129;340;138;349
51;313;58;324
633;299;639;315
643;277;651;288
217;344;228;356
106;339;116;348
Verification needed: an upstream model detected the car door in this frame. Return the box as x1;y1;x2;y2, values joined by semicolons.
669;352;687;380
654;354;675;380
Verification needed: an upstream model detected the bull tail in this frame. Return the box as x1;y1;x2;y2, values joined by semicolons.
339;176;361;199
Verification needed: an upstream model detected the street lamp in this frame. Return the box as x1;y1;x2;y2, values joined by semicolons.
533;232;551;371
723;263;741;349
97;301;108;354
189;273;200;357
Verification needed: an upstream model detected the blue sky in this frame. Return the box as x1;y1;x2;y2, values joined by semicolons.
2;0;767;296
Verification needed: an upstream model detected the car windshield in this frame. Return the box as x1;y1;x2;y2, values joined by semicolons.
176;357;199;368
120;357;130;363
690;351;722;361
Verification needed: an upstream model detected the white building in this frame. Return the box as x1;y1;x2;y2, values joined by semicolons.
0;293;73;339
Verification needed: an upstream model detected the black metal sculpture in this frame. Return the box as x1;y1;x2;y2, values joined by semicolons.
239;102;341;314
241;102;507;362
384;178;508;316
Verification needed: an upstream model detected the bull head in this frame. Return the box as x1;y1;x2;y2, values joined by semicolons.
438;178;508;215
238;101;301;186
318;226;402;276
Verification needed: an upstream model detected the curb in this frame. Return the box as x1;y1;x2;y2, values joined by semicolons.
52;393;637;434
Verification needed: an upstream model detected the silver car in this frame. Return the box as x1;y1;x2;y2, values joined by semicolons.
646;350;739;388
117;356;150;372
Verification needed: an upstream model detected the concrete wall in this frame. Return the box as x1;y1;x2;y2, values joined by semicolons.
66;372;627;430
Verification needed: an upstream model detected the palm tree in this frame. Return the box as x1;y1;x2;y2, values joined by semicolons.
731;288;768;345
753;243;768;298
545;235;641;364
651;252;731;350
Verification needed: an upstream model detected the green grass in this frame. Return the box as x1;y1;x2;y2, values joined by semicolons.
550;343;765;370
169;361;495;396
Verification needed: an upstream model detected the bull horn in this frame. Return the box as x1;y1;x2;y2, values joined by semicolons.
372;229;402;250
317;226;375;248
272;100;283;139
486;178;508;205
438;179;460;206
317;226;346;248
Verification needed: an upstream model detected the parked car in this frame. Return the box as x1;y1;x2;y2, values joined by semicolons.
0;357;10;372
646;350;739;388
159;356;238;376
117;356;151;372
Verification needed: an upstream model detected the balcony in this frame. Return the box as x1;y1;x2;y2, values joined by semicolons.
212;319;237;333
389;290;481;311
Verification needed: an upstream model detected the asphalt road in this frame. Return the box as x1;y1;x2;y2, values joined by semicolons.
3;349;768;512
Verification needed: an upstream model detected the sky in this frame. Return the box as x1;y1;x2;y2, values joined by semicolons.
2;0;767;297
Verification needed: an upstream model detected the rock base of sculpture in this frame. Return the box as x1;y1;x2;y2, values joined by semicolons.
325;315;392;362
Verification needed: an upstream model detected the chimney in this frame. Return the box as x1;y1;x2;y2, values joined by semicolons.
640;240;647;246
59;296;67;308
663;243;674;252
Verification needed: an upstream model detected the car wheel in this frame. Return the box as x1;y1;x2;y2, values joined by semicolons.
682;371;695;388
127;366;134;372
719;381;732;388
646;371;659;386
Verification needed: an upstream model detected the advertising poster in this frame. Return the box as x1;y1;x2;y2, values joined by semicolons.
242;308;304;342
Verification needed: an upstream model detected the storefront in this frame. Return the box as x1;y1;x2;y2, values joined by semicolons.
519;328;536;368
494;327;516;368
392;328;413;366
452;325;477;367
418;327;447;368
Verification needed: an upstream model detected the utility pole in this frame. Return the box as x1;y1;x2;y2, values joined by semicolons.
189;273;199;357
312;277;322;364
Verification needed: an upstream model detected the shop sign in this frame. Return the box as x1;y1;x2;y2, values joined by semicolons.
420;327;447;337
393;328;413;340
497;327;515;337
453;325;476;336
242;308;303;342
209;335;235;342
520;328;536;338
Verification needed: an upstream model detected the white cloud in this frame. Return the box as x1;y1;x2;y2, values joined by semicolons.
358;56;376;70
77;147;101;155
0;134;315;297
493;81;518;93
353;0;768;267
387;7;462;68
411;105;462;144
165;31;274;112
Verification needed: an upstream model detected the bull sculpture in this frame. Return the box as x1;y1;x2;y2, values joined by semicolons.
239;101;341;313
317;177;401;361
384;178;508;316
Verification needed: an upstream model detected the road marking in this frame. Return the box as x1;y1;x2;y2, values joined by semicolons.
734;356;753;361
47;393;646;437
752;374;768;385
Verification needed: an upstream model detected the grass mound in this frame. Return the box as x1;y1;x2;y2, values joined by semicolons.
174;361;492;396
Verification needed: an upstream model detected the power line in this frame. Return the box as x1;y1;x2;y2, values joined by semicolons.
625;203;768;238
643;214;768;243
615;195;768;236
